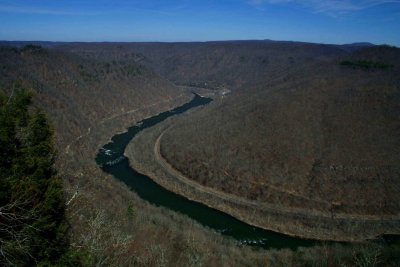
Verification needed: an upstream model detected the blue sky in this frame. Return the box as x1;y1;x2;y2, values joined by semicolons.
0;0;399;46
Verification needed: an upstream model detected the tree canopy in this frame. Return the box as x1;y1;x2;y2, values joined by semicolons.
0;87;75;266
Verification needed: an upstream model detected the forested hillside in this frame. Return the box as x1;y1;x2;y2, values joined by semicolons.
57;41;351;90
1;41;399;266
0;45;189;148
161;45;400;223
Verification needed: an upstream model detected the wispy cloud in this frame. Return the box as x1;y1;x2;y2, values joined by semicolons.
0;1;187;16
0;3;100;15
248;0;400;15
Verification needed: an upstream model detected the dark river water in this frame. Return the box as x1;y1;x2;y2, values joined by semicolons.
95;94;315;249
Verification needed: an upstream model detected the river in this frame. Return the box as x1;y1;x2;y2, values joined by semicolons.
95;94;315;249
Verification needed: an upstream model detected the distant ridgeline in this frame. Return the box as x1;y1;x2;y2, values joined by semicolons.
1;44;46;54
340;60;394;70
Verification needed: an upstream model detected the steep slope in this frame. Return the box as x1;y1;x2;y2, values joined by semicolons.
57;40;347;90
0;45;189;148
158;46;400;236
1;41;400;263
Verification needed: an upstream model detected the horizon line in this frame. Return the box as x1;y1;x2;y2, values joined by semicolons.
1;38;396;47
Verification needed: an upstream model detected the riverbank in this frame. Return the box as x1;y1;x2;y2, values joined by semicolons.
125;98;400;242
88;92;400;266
60;91;276;266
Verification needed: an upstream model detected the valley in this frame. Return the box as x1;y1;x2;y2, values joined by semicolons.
1;41;399;266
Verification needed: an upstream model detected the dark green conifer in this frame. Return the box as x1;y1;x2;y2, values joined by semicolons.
0;87;77;266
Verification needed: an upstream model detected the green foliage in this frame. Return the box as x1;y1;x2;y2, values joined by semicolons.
340;60;394;70
21;44;45;54
0;87;82;266
126;202;135;218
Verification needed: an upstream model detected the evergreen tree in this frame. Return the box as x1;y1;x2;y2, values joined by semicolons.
0;87;76;266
